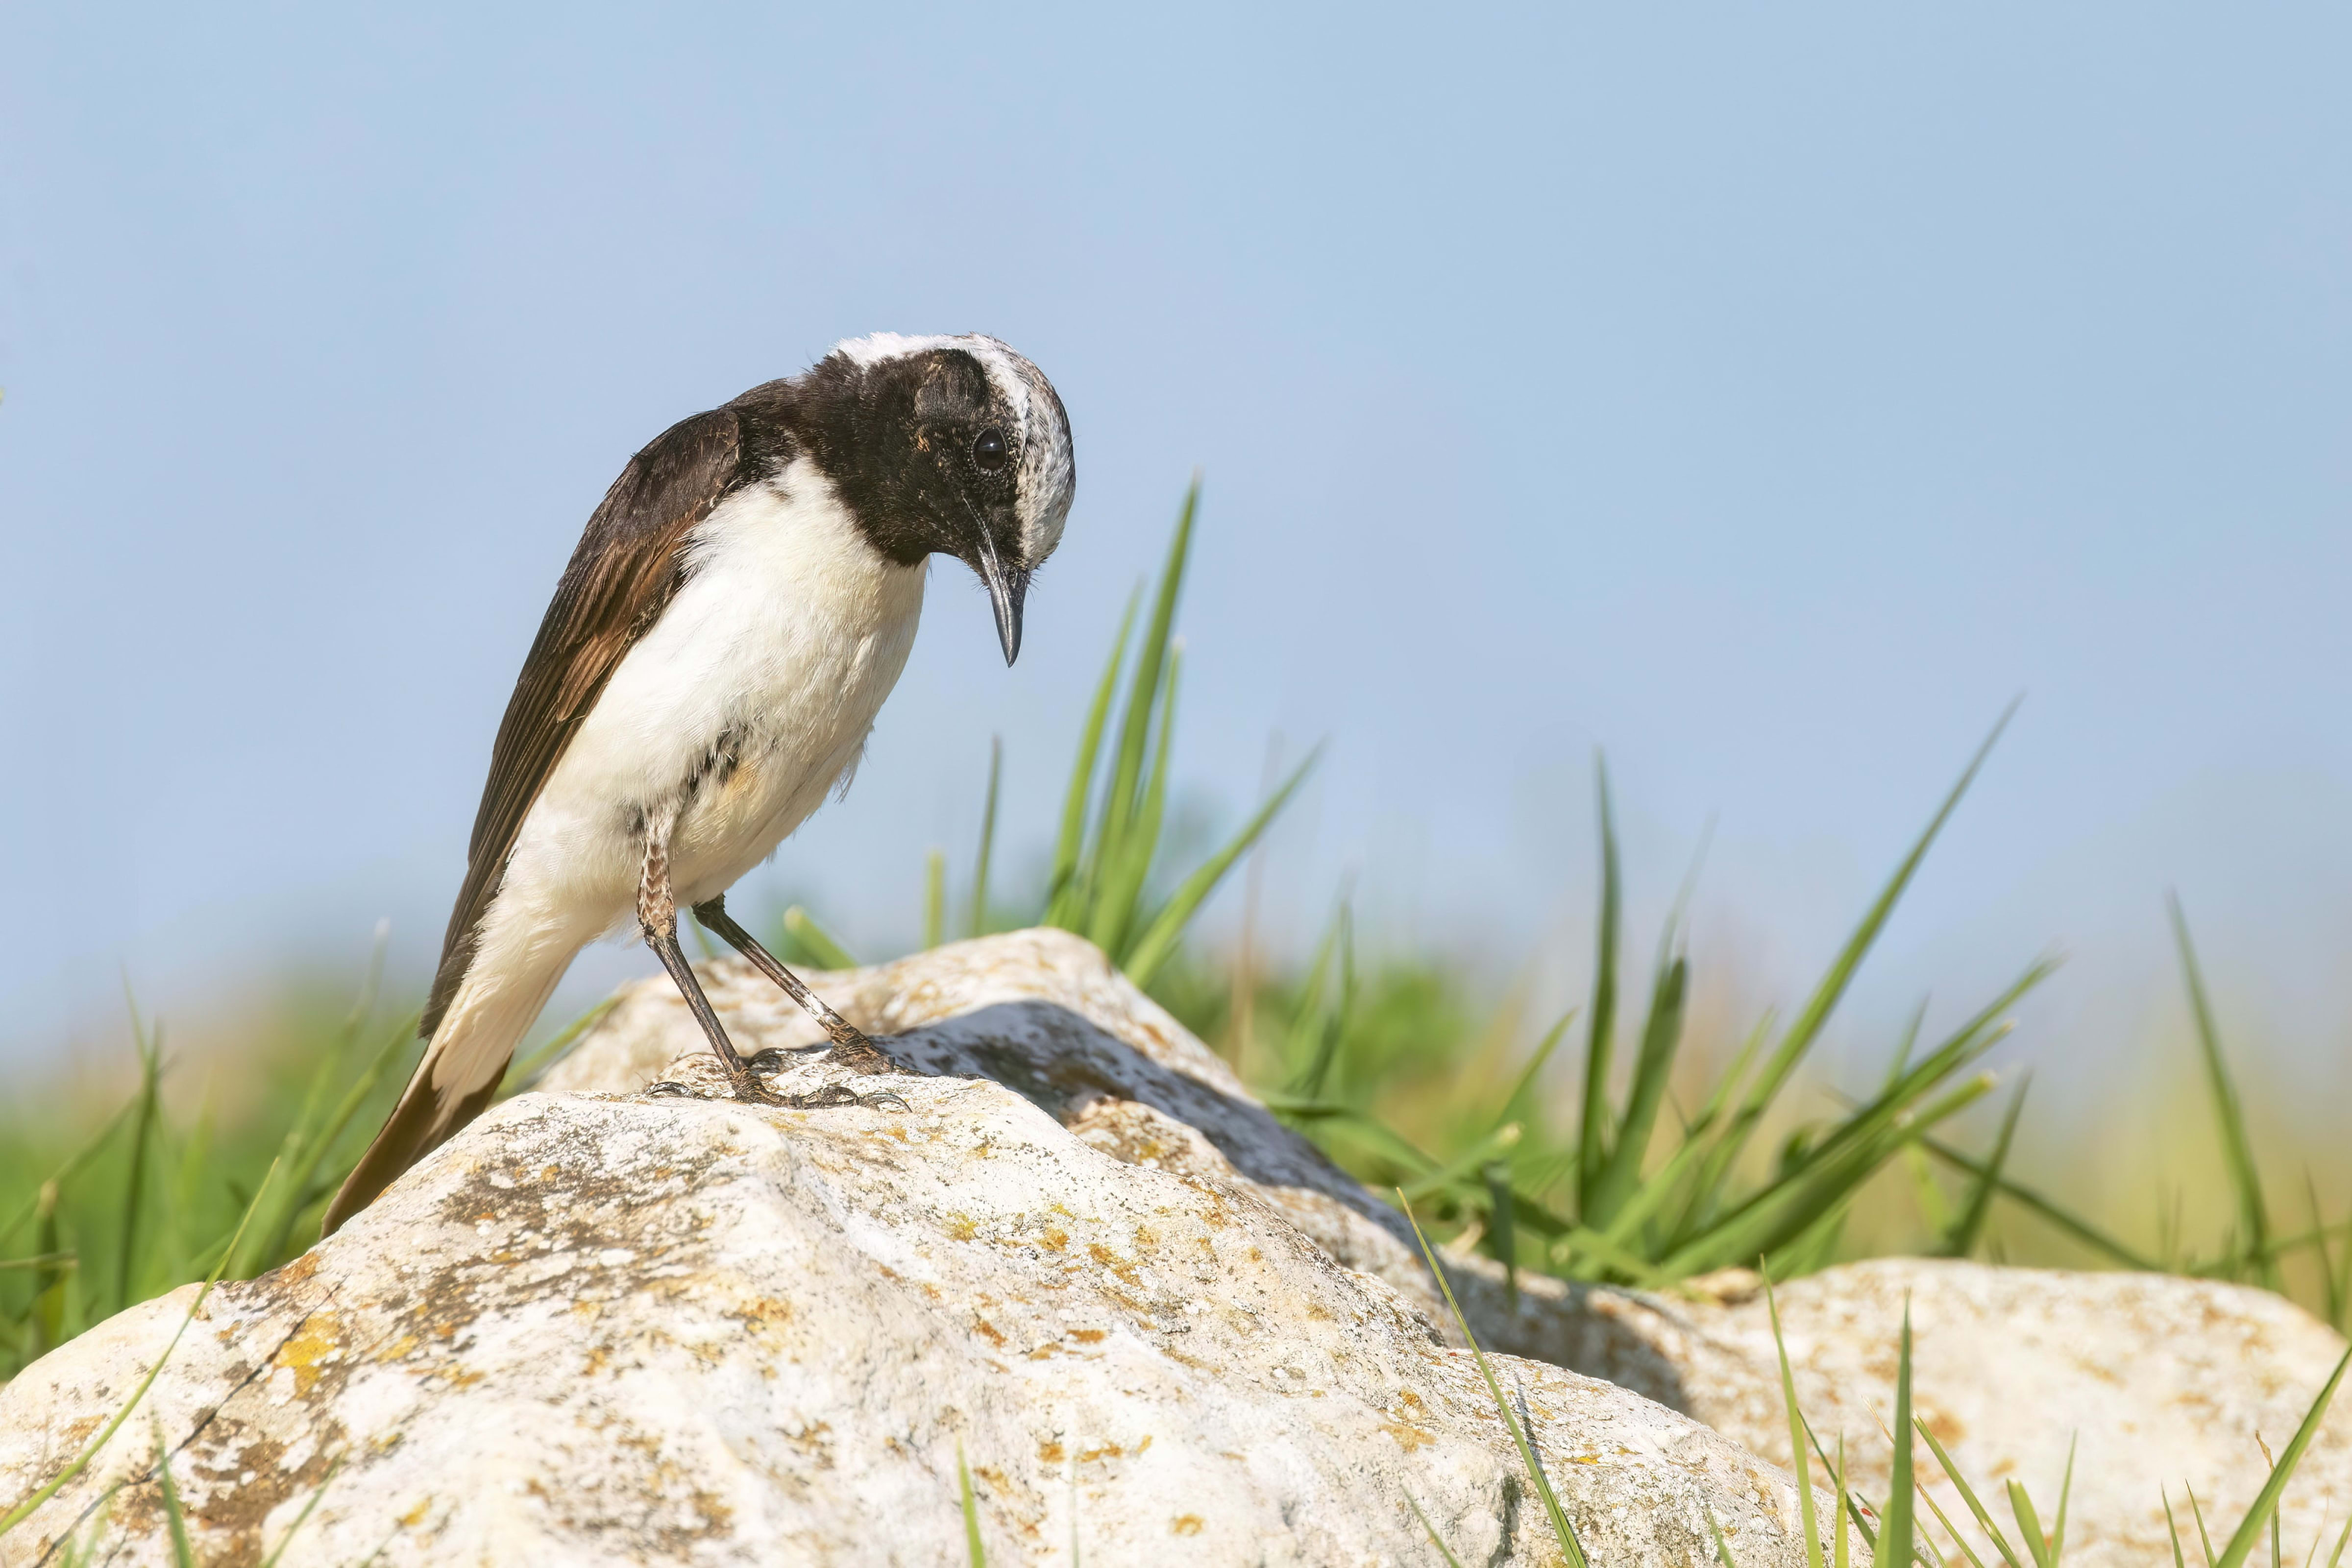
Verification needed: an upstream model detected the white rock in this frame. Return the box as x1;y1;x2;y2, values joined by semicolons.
556;928;2352;1564
0;938;1823;1566
1666;1259;2352;1568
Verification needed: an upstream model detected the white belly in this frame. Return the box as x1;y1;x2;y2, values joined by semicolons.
489;459;927;944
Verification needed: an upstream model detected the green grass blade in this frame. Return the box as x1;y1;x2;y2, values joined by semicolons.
0;1156;281;1539
1121;746;1319;990
1914;1135;2162;1270
1491;1006;1578;1139
2323;1509;2350;1568
1047;584;1140;927
1577;754;1623;1213
2008;1481;2049;1568
1919;1484;1994;1568
1405;1489;1468;1568
274;1010;424;1254
1943;1075;2030;1258
1401;1196;1589;1568
256;1458;340;1568
968;735;1001;938
2212;1347;2350;1568
152;1423;194;1568
1484;1160;1519;1303
2171;895;2277;1290
1834;1435;1852;1568
784;907;859;970
1882;1304;1916;1568
1092;484;1196;911
1293;903;1357;1102
2162;1490;2189;1568
2048;1437;2074;1566
958;1439;986;1566
1588;949;1689;1228
1091;641;1180;960
1706;1504;1743;1567
2189;1487;2218;1567
1910;1410;2023;1568
1764;1274;1826;1568
1398;1124;1521;1203
1;1098;142;1254
113;1012;166;1314
1667;1058;2003;1278
2302;1173;2345;1330
1545;1226;1686;1291
1696;705;2015;1203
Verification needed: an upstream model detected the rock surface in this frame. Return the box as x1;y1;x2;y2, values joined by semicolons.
539;929;2352;1565
0;934;1822;1566
1681;1260;2352;1567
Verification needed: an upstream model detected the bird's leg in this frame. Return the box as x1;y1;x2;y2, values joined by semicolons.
638;831;778;1105
690;894;901;1078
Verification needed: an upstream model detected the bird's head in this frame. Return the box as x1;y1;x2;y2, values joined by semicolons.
797;333;1075;665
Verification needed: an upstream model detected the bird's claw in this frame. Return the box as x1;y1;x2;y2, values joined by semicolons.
778;1081;911;1112
647;1079;703;1099
723;1067;788;1107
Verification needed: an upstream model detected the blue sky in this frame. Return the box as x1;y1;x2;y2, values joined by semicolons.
3;4;2347;1110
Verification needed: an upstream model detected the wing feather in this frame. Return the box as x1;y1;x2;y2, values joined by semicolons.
420;407;746;1037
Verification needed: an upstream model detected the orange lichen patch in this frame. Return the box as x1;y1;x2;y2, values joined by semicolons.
1040;1227;1070;1252
1077;1443;1125;1463
948;1215;980;1241
1086;1244;1140;1286
973;1318;1007;1348
1070;1328;1106;1344
272;1252;322;1289
1038;1440;1066;1464
399;1499;433;1528
1028;1344;1062;1360
724;1295;795;1331
274;1313;343;1397
1397;1389;1427;1411
1379;1420;1437;1453
1135;1435;1152;1455
1171;1514;1204;1535
1306;1302;1333;1320
1131;1224;1158;1251
1917;1404;1968;1446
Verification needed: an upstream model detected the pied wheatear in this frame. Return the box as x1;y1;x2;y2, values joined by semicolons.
324;334;1074;1234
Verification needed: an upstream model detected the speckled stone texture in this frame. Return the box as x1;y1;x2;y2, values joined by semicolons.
0;1068;1818;1565
532;928;2352;1565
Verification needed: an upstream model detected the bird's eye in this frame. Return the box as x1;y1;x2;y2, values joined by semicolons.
972;427;1010;474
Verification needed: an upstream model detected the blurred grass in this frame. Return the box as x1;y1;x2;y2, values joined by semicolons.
4;483;2349;1395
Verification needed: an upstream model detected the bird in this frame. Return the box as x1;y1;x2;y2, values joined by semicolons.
321;334;1075;1235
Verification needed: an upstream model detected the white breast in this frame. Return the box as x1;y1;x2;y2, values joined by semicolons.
494;458;927;938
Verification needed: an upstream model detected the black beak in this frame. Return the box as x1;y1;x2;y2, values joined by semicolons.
970;531;1029;666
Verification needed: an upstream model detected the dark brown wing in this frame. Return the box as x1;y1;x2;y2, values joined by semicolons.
420;406;746;1038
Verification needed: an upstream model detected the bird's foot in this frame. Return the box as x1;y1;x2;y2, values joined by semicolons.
819;1022;904;1077
723;1063;789;1107
782;1081;912;1112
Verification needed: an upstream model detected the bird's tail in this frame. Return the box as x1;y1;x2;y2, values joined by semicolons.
321;934;575;1236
